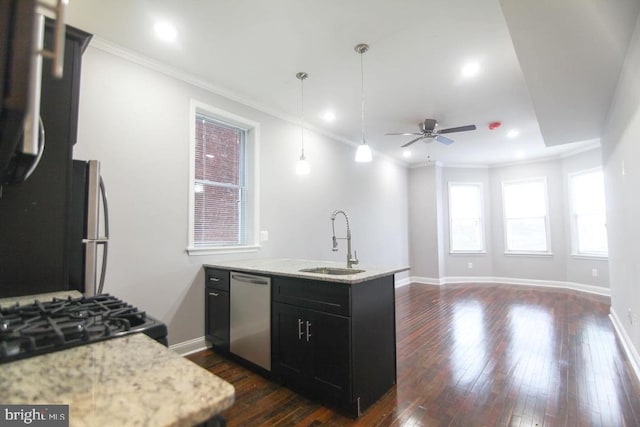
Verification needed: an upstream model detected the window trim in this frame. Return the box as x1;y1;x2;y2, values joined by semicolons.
448;181;486;254
501;176;552;256
187;100;260;255
568;167;608;259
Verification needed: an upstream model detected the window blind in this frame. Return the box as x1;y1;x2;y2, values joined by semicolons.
193;113;246;246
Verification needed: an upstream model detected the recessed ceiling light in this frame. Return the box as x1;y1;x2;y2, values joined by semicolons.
507;129;520;138
402;150;412;158
154;21;178;42
321;110;336;122
461;61;480;78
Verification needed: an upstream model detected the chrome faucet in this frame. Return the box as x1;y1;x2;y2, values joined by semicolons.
331;210;359;268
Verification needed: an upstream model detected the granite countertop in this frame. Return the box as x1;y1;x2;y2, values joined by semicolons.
0;333;234;427
205;258;410;284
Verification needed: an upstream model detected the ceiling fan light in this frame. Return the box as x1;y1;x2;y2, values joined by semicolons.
355;143;372;163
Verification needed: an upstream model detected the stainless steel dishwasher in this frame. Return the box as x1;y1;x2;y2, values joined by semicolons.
230;271;271;371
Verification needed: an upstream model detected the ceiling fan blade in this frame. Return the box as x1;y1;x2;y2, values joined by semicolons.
386;132;423;136
435;135;454;145
438;124;477;134
401;136;424;148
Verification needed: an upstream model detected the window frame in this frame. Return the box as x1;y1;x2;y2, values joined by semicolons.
501;177;552;256
187;100;260;255
448;181;486;254
568;167;608;259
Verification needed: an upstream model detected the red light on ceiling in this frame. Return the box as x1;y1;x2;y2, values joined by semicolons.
488;121;501;130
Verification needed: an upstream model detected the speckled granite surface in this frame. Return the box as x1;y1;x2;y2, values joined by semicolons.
0;330;234;426
0;290;83;308
204;258;409;284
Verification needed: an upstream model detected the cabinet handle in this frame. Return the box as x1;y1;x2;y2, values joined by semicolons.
306;321;312;342
209;277;221;282
209;292;219;297
297;319;304;340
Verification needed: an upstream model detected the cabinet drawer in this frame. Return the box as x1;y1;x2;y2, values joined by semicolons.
205;288;229;350
205;268;230;291
273;276;350;316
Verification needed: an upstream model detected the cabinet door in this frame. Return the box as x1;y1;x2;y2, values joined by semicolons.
206;288;229;350
308;310;351;401
272;302;309;387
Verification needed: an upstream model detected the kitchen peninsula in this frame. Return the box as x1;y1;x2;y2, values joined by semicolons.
204;258;409;417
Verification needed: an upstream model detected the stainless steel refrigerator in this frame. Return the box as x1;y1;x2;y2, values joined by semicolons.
0;159;109;298
70;159;109;296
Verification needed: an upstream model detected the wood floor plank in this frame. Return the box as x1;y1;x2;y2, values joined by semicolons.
187;283;640;426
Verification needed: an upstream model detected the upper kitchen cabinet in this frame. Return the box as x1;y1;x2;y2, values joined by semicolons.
0;21;91;297
40;20;92;148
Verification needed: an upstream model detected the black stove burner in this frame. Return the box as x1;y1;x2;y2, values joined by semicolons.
0;294;168;363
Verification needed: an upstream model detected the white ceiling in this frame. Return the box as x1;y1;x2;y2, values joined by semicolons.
65;0;640;166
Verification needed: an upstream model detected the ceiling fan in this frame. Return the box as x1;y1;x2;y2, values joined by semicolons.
386;118;477;147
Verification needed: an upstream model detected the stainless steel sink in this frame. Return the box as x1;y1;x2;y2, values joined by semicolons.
299;267;365;275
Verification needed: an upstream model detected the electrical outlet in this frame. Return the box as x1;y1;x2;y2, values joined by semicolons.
592;268;598;277
628;309;633;325
467;262;473;269
260;230;269;242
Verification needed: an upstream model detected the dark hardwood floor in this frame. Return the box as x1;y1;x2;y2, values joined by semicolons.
187;284;640;426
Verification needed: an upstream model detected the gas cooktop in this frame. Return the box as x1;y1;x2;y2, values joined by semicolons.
0;294;167;363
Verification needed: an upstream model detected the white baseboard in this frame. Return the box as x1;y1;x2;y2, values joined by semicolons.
609;308;640;383
409;276;443;286
408;275;610;296
395;277;411;288
169;336;208;356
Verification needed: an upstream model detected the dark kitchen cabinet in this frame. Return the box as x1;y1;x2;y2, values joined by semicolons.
204;268;230;351
272;302;350;402
272;275;396;417
0;21;91;297
203;265;397;417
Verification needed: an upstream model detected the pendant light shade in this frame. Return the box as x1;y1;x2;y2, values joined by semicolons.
355;143;372;162
354;43;372;163
295;72;310;175
296;155;310;175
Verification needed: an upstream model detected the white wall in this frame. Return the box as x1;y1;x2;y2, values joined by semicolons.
73;45;410;345
601;11;640;363
408;165;443;279
409;150;609;290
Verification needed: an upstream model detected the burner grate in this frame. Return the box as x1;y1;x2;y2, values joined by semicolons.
0;294;166;363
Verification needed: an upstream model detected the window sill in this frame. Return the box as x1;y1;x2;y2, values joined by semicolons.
449;251;486;255
186;245;261;256
571;253;608;260
504;251;553;257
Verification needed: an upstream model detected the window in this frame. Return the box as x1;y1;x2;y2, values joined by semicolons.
502;177;550;254
569;168;608;257
448;182;485;253
188;101;260;255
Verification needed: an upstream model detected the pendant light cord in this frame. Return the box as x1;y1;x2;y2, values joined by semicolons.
360;51;365;144
300;75;305;157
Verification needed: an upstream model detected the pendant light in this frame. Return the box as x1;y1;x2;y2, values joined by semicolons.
295;72;310;175
354;43;372;163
